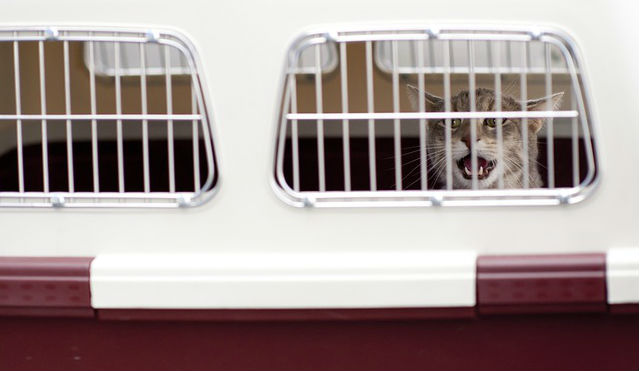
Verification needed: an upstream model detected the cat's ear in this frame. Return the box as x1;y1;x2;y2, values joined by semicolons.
524;92;564;133
525;92;565;111
406;84;443;111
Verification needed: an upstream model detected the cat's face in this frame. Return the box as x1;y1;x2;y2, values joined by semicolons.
407;86;563;189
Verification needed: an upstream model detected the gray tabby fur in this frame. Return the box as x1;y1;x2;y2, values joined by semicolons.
406;85;563;189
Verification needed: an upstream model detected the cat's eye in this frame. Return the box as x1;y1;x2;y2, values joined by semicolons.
484;118;497;128
438;119;462;129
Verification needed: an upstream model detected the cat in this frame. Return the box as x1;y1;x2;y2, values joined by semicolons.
406;85;563;189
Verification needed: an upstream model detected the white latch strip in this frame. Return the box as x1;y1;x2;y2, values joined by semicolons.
90;251;476;309
606;247;639;304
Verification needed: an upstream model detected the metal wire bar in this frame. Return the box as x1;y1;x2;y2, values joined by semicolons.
468;41;478;189
140;43;150;193
340;42;351;191
315;44;326;192
506;41;513;72
571;92;580;186
89;38;99;192
165;45;175;193
440;33;532;42
485;40;493;71
417;39;427;190
114;40;124;193
63;40;75;192
449;42;456;69
13;35;24;193
365;40;377;191
544;43;555;188
0;34;171;43
38;40;49;193
331;33;430;43
519;41;529;189
192;86;201;192
286;187;567;199
389;66;569;75
392;40;402;190
0;28;531;44
443;40;453;190
290;74;300;191
408;41;416;66
526;42;532;73
493;41;504;189
275;79;294;194
190;74;216;194
0;114;202;121
0;190;200;203
427;37;436;70
287;111;576;121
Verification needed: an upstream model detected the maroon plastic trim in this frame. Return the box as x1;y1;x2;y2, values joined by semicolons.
97;307;475;321
0;306;94;318
1;253;629;321
1;314;637;371
477;253;607;315
609;303;639;315
0;257;93;317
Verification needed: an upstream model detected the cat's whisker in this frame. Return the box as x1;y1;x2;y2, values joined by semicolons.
401;158;447;188
398;149;446;159
401;145;446;156
403;172;427;189
401;163;423;184
429;156;451;187
428;156;449;171
402;156;427;167
384;147;443;162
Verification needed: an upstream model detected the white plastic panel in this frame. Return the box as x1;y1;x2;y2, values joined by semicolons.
85;40;191;77
90;251;477;309
0;0;635;277
374;39;569;74
606;247;639;304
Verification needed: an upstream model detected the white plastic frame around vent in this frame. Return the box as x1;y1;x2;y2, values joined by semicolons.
0;26;218;208
272;25;599;208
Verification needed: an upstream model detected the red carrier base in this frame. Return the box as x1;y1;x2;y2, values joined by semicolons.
0;311;638;371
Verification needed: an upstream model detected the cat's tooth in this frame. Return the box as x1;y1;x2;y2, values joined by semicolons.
464;167;471;176
479;166;484;176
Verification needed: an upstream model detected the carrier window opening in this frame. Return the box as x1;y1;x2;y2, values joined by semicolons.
0;28;217;208
274;28;598;207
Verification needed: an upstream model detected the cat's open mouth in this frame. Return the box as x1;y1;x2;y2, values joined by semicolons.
457;155;496;180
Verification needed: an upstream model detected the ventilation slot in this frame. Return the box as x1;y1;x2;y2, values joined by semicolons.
274;27;598;207
0;27;217;207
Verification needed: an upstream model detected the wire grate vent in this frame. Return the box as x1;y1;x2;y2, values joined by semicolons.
273;26;598;207
0;27;217;207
